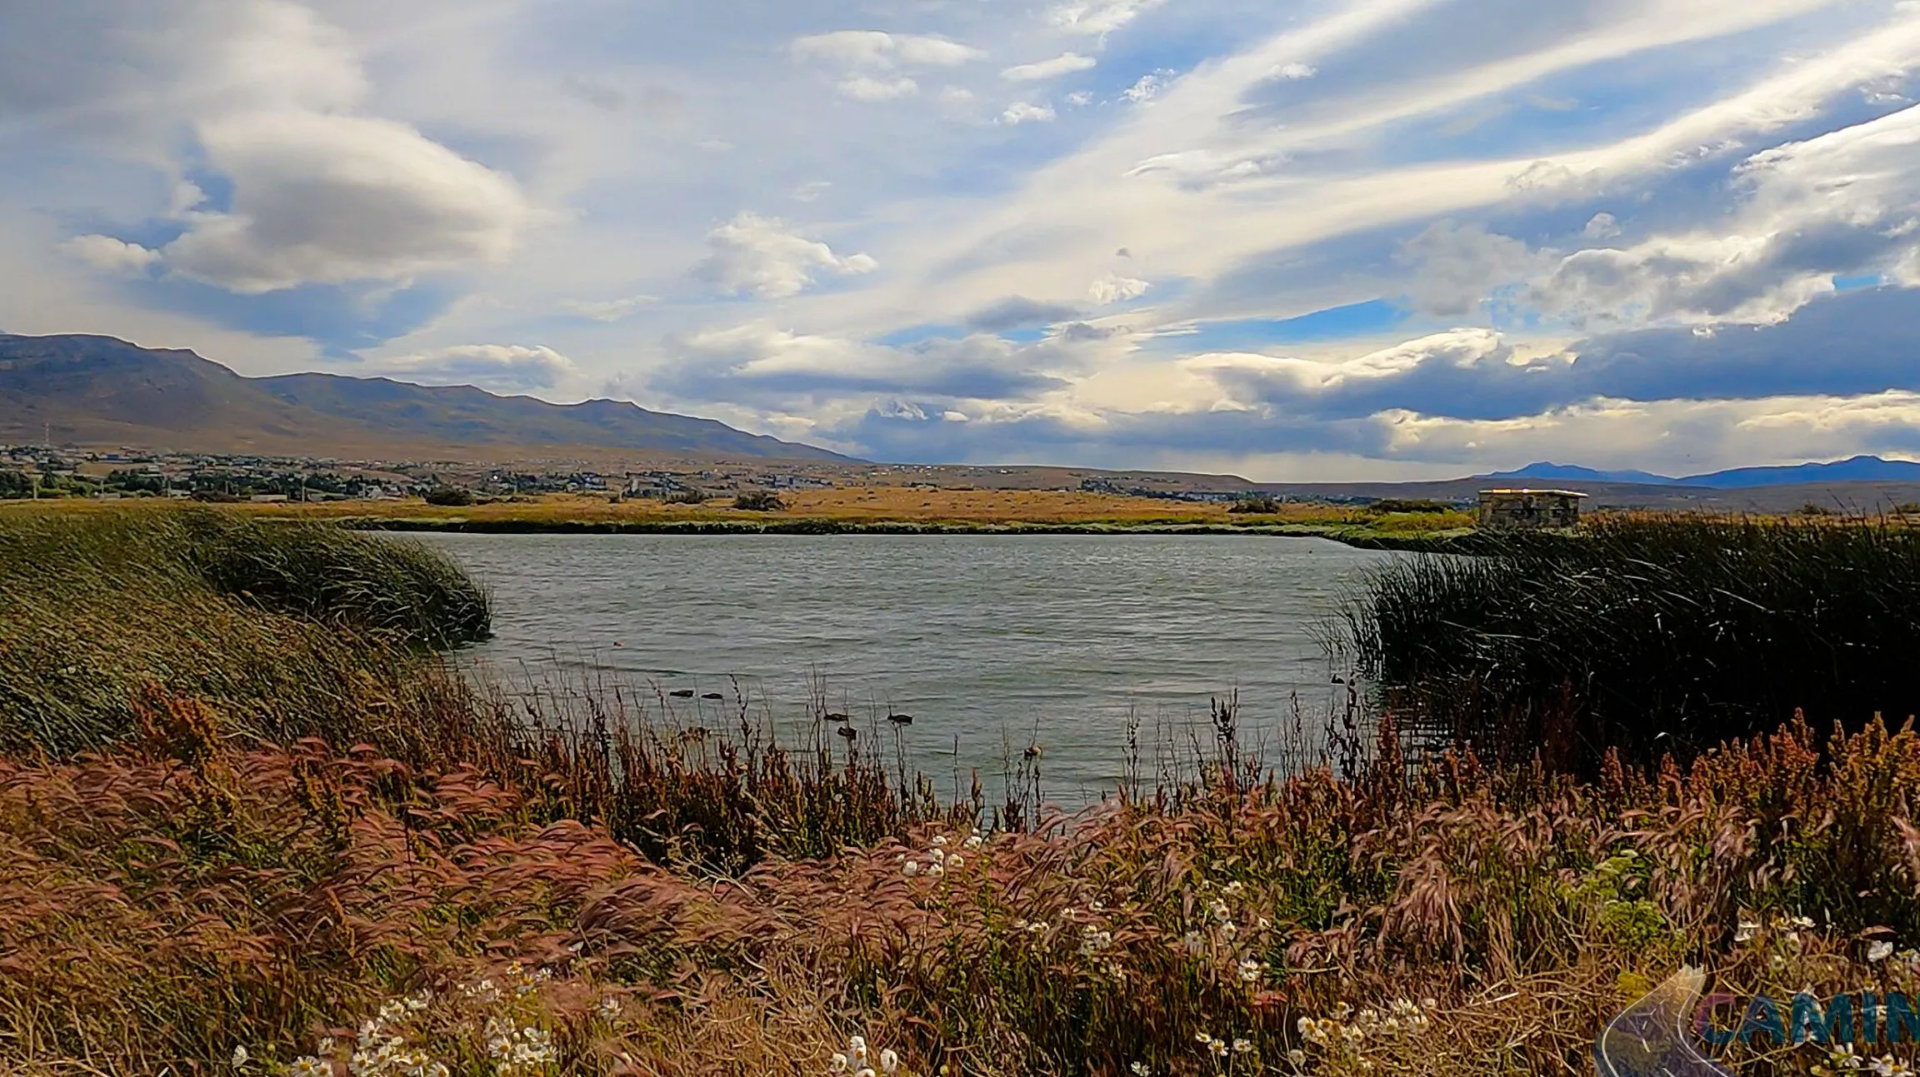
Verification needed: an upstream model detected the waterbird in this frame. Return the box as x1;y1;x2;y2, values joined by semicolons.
669;689;695;698
886;713;914;726
836;726;858;740
701;692;724;700
1023;744;1043;760
823;712;850;722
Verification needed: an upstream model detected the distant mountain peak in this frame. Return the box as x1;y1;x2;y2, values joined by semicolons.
0;332;853;462
1484;455;1920;490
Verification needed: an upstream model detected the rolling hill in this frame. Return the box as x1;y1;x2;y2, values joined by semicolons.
0;333;849;462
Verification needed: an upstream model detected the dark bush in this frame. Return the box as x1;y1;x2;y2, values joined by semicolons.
424;485;475;507
1365;498;1453;514
1228;496;1281;514
1340;514;1920;772
733;490;786;511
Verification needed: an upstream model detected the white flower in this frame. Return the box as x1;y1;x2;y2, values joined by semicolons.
964;834;983;850
599;995;621;1019
1735;920;1759;942
1223;881;1245;896
1197;1032;1214;1045
880;1048;900;1074
1221;922;1237;940
929;862;945;878
1209;899;1230;921
904;860;920;876
232;1046;249;1068
831;1052;850;1072
1238;958;1264;982
948;855;964;870
931;835;948;847
288;1060;330;1077
1132;1063;1151;1076
1208;1038;1229;1058
1871;940;1896;962
850;1036;868;1061
1289;1048;1308;1065
1233;1038;1252;1054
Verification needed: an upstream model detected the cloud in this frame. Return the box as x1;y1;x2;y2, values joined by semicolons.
1002;53;1098;82
1122;71;1172;103
1001;101;1057;125
161;111;529;294
62;235;160;274
561;295;659;322
1047;0;1167;36
838;75;919;101
789;31;984;69
1583;212;1622;240
661;323;1073;404
1273;62;1317;80
1089;273;1151;304
371;344;578;392
694;211;878;299
966;296;1085;331
1396;221;1544;317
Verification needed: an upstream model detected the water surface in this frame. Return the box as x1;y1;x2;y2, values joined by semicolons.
417;533;1389;798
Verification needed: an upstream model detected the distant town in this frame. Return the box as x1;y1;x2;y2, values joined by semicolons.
0;443;1287;506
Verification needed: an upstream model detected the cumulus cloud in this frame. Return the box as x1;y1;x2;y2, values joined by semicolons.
790;31;984;69
1272;62;1317;80
694;211;877;298
1583;212;1623;240
1397;222;1544;317
371;344;578;392
1002;53;1098;81
162;111;529;294
61;235;161;274
1089;273;1151;304
1001;101;1057;125
838;75;919;101
1122;71;1171;103
1047;0;1166;36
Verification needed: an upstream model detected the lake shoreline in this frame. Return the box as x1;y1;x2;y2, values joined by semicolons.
343;514;1483;551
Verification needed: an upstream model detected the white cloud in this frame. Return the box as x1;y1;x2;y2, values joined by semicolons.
789;31;984;69
1002;53;1098;82
695;211;878;299
1583;212;1623;240
1273;62;1317;80
371;344;578;391
561;295;659;322
1089;273;1151;304
838;75;919;101
1122;71;1171;103
1001;101;1057;125
61;234;161;274
1047;0;1167;36
161;111;529;294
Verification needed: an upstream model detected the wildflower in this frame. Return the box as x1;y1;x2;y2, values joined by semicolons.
1132;1063;1151;1076
948;854;964;870
1221;922;1238;941
929;862;945;878
880;1048;901;1074
232;1046;249;1068
318;1038;336;1056
1183;931;1205;954
289;1059;330;1077
1209;899;1231;921
1289;1049;1308;1066
965;833;984;850
1208;1038;1229;1059
1735;920;1759;943
904;860;920;877
1197;1032;1214;1045
831;1053;850;1073
931;835;948;847
850;1036;869;1063
1871;940;1897;962
1223;881;1245;896
599;995;622;1019
1238;958;1264;983
1233;1038;1252;1054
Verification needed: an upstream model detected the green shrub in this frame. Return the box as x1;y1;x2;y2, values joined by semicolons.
1228;496;1281;514
733;490;786;511
424;485;475;506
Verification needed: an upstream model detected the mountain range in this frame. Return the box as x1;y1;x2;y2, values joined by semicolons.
0;333;848;462
1487;457;1920;490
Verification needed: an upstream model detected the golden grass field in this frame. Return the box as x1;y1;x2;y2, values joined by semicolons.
2;487;1477;532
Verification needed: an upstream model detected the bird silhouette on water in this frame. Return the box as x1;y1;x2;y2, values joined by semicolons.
886;713;913;726
669;689;694;698
836;726;858;741
701;692;724;700
823;712;850;722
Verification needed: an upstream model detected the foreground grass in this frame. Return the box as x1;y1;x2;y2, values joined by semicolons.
6;704;1920;1076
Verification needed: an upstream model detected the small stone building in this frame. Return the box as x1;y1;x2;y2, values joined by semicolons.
1477;488;1587;529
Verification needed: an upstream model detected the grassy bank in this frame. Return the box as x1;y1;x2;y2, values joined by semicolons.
7;507;1920;1075
1342;514;1920;771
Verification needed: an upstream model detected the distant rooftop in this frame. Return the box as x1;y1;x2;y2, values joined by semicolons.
1478;488;1590;498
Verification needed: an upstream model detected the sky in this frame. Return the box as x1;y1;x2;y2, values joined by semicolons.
5;0;1920;480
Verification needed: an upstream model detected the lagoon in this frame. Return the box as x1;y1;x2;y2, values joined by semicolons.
418;532;1391;799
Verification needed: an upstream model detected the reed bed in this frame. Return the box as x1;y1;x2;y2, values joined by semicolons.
1341;514;1920;771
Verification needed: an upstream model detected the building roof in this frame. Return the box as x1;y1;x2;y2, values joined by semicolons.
1478;488;1590;498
